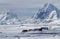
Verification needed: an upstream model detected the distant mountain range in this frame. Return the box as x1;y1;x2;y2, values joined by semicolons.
0;3;60;25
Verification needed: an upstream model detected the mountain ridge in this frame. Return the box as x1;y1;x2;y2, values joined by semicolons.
33;3;60;22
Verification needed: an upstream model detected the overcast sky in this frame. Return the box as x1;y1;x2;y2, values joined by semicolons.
0;0;60;8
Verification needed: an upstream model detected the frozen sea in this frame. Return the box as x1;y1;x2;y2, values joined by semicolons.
0;35;60;39
0;25;60;39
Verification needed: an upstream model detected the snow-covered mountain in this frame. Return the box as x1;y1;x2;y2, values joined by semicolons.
34;3;60;19
0;10;21;25
23;3;60;24
32;3;60;23
0;3;60;25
